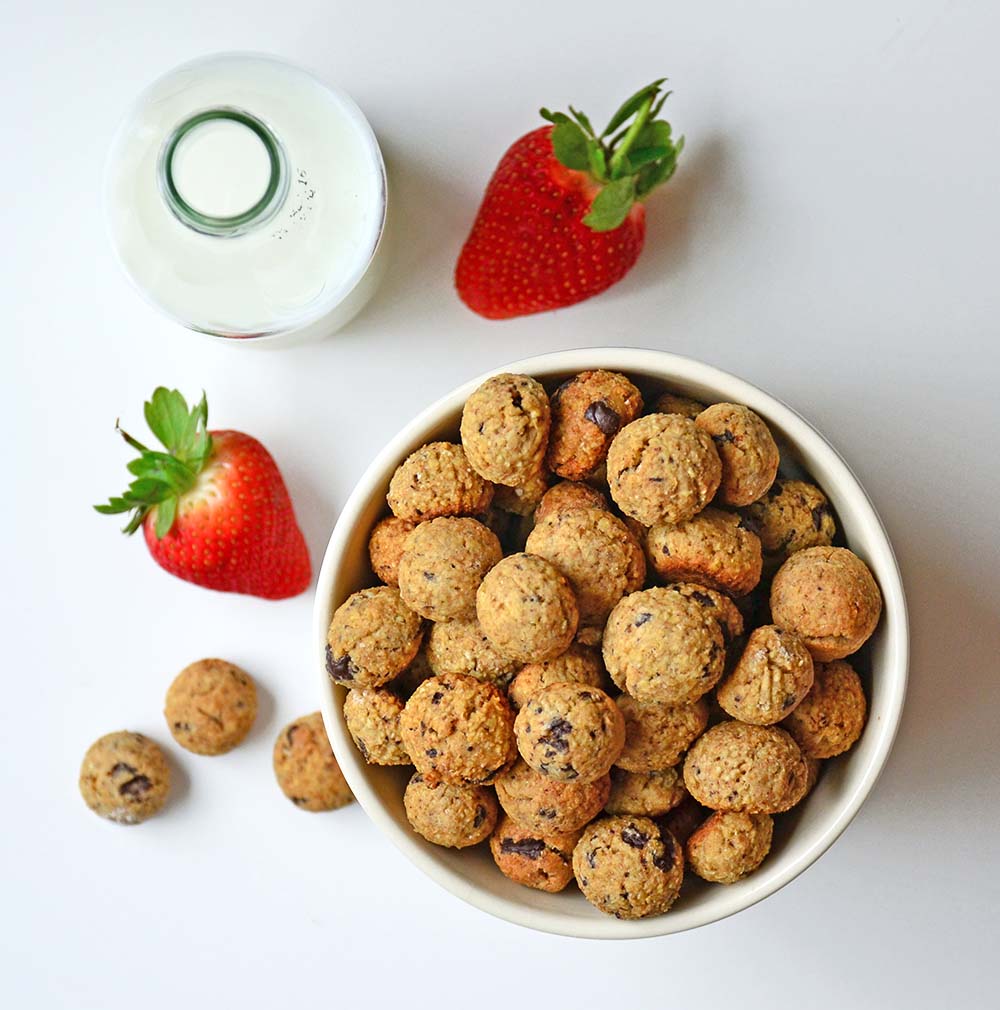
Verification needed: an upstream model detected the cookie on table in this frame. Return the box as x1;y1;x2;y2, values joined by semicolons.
514;683;624;783
602;587;726;705
507;643;607;711
607;413;722;526
662;582;744;645
645;506;763;597
490;814;581;893
683;721;809;814
368;516;417;586
573;816;685;919
614;694;709;771
79;731;170;825
273;713;353;812
695;403;780;506
525;507;645;642
400;673;516;786
686;811;773;884
770;546;882;661
477;553;579;664
605;767;687;817
164;658;257;756
460;373;551;487
387;442;494;522
546;370;643;480
534;480;609;523
781;659;867;758
653;391;706;419
495;759;610;834
743;479;836;571
491;470;550;516
343;688;410;766
425;618;520;687
397;517;502;622
403;772;498;848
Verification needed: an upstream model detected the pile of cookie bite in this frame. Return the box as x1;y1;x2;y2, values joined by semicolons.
326;370;882;920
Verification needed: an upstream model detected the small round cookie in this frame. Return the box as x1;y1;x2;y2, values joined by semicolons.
605;767;687;817
79;732;170;825
615;694;709;771
525;508;645;638
490;814;581;893
770;546;882;661
534;480;609;524
602;587;726;704
492;470;550;516
716;625;814;725
273;713;353;812
391;644;435;698
368;516;417;586
387;442;494;522
695;403;780;506
460;373;551;487
507;643;607;711
782;659;867;758
326;586;424;688
400;674;516;786
646;507;763;597
164;658;257;756
546;370;644;480
686;811;773;884
653;391;706;419
514;683;625;783
403;772;498;848
495;759;610;834
343;688;410;765
477;553;579;664
683;721;809;814
573;815;684;919
656;793;711;846
426;617;521;686
662;582;744;645
397;517;502;622
744;479;836;567
607;414;722;526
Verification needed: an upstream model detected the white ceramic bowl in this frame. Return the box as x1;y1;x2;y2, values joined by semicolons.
314;348;908;939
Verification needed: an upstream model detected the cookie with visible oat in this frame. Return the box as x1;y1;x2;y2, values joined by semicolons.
686;811;773;884
744;479;836;569
614;694;709;771
79;731;171;824
164;658;257;756
425;618;520;686
403;772;498;848
490;814;581;892
534;480;609;523
273;713;353;812
695;403;780;506
604;767;687;817
507;643;607;711
368;516;417;586
495;758;610;834
388;442;493;522
343;688;410;765
781;659;867;758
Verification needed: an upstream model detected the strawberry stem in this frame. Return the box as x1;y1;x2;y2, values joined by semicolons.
608;94;655;179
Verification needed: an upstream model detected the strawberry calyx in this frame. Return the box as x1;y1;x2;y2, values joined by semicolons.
94;388;214;539
540;78;684;232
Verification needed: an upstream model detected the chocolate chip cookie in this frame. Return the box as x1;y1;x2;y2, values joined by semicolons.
495;758;610;834
368;515;417;586
273;713;353;812
490;814;581;892
507;643;607;711
614;694;709;771
343;687;411;765
604;767;687;817
534;480;609;523
79;731;170;824
164;658;257;756
387;441;494;522
781;659;867;757
744;479;836;570
403;772;498;848
686;810;773;884
695;403;780;506
425;617;521;686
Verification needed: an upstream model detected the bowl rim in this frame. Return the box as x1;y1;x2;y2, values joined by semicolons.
313;347;909;939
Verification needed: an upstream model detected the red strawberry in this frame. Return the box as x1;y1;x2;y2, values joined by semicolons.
96;389;311;600
456;79;683;320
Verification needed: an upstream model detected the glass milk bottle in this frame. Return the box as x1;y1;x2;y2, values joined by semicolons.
105;53;388;344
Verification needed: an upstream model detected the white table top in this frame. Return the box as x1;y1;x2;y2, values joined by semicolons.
4;1;999;1007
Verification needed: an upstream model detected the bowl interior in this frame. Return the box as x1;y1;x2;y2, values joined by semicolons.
314;348;907;939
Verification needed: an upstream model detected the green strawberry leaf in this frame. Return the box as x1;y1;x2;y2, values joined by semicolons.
539;108;571;125
568;105;595;138
551;121;590;170
602;79;666;137
154;497;177;540
626;145;670;169
635;120;672;149
588;143;608;181
583;176;636;232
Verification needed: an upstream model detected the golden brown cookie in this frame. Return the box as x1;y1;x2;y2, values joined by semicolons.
79;731;170;825
495;758;610;833
662;582;745;645
368;516;417;586
387;442;493;521
653;391;706;419
492;470;550;516
604;767;687;817
164;658;257;756
403;772;498;848
686;811;773;884
425;618;520;686
781;659;867;758
391;644;436;698
695;403;780;506
507;643;607;711
614;694;709;771
343;688;410;765
744;479;836;570
534;480;609;523
490;814;581;892
273;713;353;812
656;793;711;846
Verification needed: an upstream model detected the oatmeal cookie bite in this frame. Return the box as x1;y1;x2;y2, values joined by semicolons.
646;507;763;597
495;759;610;833
426;618;520;687
368;516;417;586
782;660;867;758
507;643;607;711
695;403;780;506
460;373;551;486
477;553;579;664
534;480;609;523
770;546;882;661
514;683;625;783
397;517;502;622
387;442;493;522
663;583;744;645
744;479;836;569
164;658;257;756
686;811;773;884
716;625;814;725
403;772;498;848
683;721;809;814
602;587;726;704
273;713;353;812
400;674;516;786
79;732;170;824
492;470;550;516
605;767;687;817
490;814;581;892
326;586;423;688
607;413;722;526
546;370;643;480
525;508;645;640
615;694;709;771
573;816;685;919
653;391;706;419
343;688;410;766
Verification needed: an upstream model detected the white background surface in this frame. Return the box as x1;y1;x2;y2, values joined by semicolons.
3;1;999;1007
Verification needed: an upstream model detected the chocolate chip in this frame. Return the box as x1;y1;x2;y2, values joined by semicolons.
653;829;677;871
621;825;649;849
811;503;831;531
712;429;736;445
422;570;436;581
172;722;192;732
587;849;598;868
538;808;556;819
431;691;443;705
690;590;714;607
473;805;487;828
326;645;356;683
738;512;762;535
425;748;438;758
500;837;546;859
512;391;523;409
539;717;573;753
291;796;309;806
661;543;670;556
109;762;137;777
119;775;152;798
583;399;621;436
767;481;786;499
782;694;798;709
635;612;652;626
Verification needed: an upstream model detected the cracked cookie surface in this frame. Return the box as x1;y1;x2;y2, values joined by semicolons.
164;658;257;755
